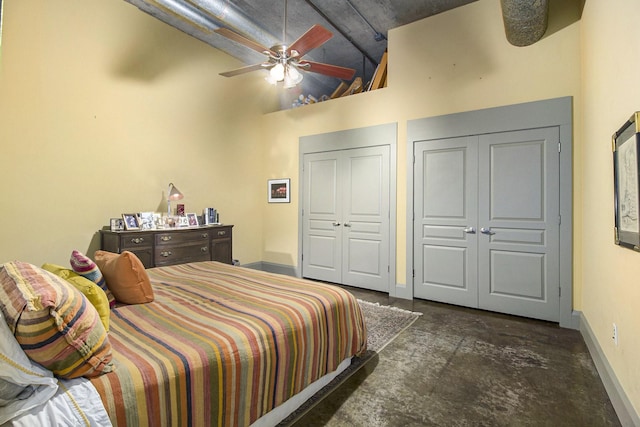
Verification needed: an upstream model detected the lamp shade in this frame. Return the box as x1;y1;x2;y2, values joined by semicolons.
168;183;184;201
167;182;184;217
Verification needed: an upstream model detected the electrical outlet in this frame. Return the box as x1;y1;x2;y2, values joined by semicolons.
612;323;618;346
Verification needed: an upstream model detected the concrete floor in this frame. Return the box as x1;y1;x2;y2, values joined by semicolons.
290;286;621;427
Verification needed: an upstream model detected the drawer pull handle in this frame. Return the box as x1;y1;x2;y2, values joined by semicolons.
160;236;172;242
160;251;172;257
200;247;208;252
201;233;209;238
131;237;145;244
217;231;226;236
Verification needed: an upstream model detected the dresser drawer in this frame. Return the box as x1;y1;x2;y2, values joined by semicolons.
120;233;153;250
155;243;210;266
211;227;231;240
155;230;211;246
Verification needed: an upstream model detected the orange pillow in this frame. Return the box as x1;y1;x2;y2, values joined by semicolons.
94;251;154;304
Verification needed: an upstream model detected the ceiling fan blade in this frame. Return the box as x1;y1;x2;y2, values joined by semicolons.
219;63;270;77
214;27;273;55
298;61;356;81
288;24;333;57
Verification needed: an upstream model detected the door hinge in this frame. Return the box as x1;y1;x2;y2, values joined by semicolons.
302;208;304;216
387;265;390;273
412;269;415;278
559;287;561;297
558;142;561;153
301;253;304;261
558;215;561;225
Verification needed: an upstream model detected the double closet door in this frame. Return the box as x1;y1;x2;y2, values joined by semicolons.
302;146;390;292
413;127;561;322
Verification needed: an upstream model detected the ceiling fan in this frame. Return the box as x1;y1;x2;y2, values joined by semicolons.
214;0;356;87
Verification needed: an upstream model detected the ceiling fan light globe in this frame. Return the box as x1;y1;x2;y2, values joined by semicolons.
284;65;303;87
270;63;285;81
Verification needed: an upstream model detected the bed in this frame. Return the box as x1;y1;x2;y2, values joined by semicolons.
0;259;367;427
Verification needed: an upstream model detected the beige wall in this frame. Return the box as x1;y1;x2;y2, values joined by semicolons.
581;0;640;415
0;0;277;266
260;0;582;293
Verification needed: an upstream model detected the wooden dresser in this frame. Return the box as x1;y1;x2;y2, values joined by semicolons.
100;225;233;269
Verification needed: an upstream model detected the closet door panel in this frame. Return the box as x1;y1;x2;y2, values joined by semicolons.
302;153;342;283
342;146;390;292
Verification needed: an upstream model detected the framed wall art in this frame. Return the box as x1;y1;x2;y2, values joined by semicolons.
268;178;290;203
613;111;640;250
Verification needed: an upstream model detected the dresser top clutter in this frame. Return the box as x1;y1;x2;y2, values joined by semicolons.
100;224;233;269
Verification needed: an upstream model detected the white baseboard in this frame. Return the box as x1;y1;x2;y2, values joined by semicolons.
580;314;639;427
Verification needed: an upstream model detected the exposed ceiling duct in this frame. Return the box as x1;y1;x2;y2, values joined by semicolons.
500;0;549;47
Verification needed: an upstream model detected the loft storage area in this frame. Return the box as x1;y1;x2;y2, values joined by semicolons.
292;50;388;108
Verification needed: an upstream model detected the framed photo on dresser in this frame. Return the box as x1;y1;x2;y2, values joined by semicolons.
110;218;125;232
186;213;199;227
122;213;140;230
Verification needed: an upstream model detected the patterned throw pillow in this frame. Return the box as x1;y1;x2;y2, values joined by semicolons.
0;261;113;379
94;250;154;305
70;250;116;308
41;263;110;332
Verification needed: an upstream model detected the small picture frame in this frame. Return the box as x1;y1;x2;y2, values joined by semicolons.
613;111;640;250
268;178;290;203
186;212;199;227
177;216;189;227
122;213;140;230
153;213;163;229
138;212;156;230
110;218;125;232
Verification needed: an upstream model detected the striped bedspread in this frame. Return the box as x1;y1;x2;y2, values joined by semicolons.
89;261;367;426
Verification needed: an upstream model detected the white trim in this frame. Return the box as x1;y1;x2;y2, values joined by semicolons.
581;314;639;426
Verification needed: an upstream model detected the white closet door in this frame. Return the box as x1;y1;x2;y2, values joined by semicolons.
413;128;561;322
302;152;342;283
413;136;479;307
303;146;390;292
477;127;560;322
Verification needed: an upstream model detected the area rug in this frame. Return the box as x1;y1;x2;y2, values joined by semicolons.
277;299;422;426
357;299;423;353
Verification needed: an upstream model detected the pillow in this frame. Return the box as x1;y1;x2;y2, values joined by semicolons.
94;251;154;305
0;261;113;379
41;263;110;332
0;312;58;424
70;250;116;308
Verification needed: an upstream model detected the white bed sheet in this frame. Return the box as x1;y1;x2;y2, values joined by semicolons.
2;378;111;427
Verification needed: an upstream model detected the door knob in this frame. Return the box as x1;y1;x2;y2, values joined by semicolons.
480;227;495;235
464;227;476;234
332;222;341;226
343;223;352;227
